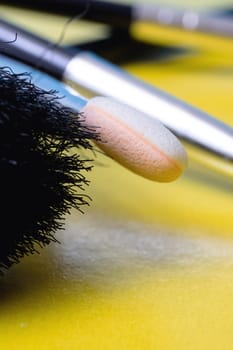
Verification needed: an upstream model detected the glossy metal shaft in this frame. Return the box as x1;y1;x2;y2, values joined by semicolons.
65;52;233;177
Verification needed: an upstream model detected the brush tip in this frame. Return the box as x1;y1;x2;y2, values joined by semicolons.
83;97;187;182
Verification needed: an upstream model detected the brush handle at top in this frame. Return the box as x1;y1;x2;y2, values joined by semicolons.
0;18;71;79
3;0;233;37
1;0;133;28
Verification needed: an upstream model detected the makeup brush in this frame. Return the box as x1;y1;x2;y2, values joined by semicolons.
3;0;233;37
0;17;232;178
0;54;187;182
0;59;188;273
0;67;100;272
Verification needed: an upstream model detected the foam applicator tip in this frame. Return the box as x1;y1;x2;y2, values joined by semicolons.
83;97;188;182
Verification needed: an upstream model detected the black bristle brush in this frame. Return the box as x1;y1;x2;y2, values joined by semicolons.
0;55;187;273
0;67;99;273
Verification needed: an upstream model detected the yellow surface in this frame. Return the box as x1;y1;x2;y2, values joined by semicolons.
1;4;233;350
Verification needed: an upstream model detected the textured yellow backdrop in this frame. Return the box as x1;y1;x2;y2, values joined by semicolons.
0;2;233;349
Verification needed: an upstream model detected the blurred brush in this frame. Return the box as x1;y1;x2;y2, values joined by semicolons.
2;0;233;37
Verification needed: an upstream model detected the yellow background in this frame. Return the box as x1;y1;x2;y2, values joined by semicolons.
0;2;233;349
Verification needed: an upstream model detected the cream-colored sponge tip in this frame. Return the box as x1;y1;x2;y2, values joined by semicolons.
82;97;188;182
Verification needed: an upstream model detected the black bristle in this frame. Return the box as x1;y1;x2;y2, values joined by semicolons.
0;67;99;273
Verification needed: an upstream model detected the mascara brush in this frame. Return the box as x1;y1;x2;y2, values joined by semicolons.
0;17;232;178
0;54;187;182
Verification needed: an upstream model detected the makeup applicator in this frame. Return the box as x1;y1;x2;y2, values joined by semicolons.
0;17;232;178
0;54;187;182
0;56;188;272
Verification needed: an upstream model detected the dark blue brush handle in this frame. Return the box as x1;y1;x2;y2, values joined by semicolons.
0;18;72;79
